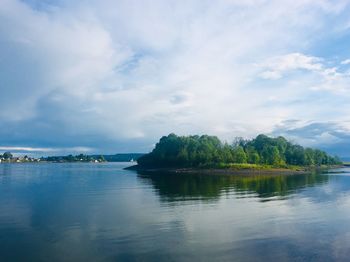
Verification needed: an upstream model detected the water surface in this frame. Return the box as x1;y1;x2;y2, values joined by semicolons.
0;163;350;261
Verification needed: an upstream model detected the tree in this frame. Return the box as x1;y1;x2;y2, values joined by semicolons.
246;146;260;164
304;148;315;166
232;146;247;163
261;145;283;165
177;148;189;166
285;145;305;165
247;151;260;164
3;152;13;160
314;150;324;166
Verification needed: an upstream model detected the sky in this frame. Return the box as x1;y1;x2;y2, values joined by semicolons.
1;0;350;157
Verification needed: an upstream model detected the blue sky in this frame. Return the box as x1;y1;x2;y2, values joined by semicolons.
1;0;350;157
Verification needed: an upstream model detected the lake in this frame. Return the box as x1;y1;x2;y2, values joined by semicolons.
0;163;349;261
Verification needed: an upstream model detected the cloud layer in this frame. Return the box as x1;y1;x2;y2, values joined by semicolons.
1;0;350;155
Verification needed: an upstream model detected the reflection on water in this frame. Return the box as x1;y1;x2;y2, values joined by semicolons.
1;163;350;261
137;171;330;201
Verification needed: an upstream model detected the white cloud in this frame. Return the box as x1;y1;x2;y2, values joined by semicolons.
259;53;323;79
260;70;282;80
341;59;350;65
259;53;350;93
0;146;93;153
0;147;55;152
1;0;350;152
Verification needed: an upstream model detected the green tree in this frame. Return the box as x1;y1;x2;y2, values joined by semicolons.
304;148;315;166
261;145;283;165
3;152;13;159
232;146;247;163
246;146;260;164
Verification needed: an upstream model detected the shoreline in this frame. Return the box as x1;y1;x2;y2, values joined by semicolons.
125;165;343;176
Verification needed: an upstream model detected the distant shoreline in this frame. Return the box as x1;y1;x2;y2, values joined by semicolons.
124;165;343;175
0;161;136;164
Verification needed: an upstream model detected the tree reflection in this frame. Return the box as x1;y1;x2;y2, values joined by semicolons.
137;171;329;202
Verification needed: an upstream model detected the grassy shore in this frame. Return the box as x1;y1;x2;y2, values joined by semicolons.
125;163;343;175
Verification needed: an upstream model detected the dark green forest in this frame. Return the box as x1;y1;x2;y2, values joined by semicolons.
137;134;342;168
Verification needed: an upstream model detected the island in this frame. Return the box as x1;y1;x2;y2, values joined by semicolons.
126;133;342;175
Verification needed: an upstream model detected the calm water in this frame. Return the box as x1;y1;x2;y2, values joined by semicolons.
1;163;350;261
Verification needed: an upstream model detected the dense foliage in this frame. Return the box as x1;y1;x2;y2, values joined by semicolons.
137;134;342;168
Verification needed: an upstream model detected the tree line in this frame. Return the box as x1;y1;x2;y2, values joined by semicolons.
137;134;342;168
42;154;106;162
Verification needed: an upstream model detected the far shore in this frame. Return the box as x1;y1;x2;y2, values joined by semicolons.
125;164;344;176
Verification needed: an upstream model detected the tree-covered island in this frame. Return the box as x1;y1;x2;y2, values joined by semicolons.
130;134;342;174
